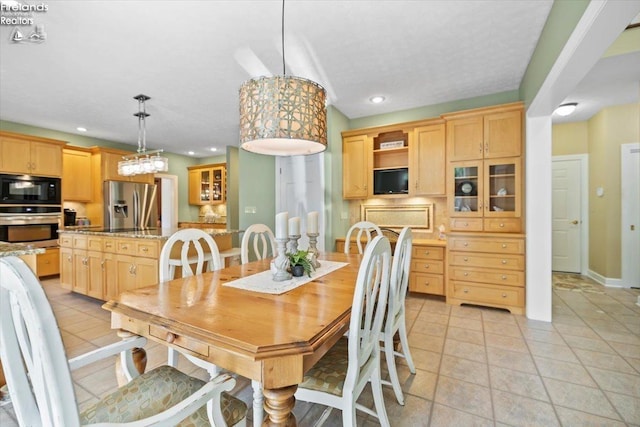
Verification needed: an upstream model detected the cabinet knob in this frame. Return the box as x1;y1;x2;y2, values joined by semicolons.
105;243;112;248
501;259;507;264
463;257;468;262
502;275;507;280
424;264;430;269
464;222;469;227
463;242;468;247
499;223;505;228
463;288;469;293
463;272;469;276
166;332;177;343
141;247;148;252
501;293;507;298
424;251;430;255
424;282;430;286
67;256;72;262
502;244;507;248
122;245;128;250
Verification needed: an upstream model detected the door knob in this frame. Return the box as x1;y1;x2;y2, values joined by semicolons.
571;220;579;225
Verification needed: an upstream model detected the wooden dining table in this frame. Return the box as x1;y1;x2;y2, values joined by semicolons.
103;251;363;426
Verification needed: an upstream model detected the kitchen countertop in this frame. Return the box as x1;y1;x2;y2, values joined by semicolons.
58;227;242;240
0;242;46;257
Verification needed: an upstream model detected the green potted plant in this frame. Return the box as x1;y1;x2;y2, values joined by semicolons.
287;249;315;277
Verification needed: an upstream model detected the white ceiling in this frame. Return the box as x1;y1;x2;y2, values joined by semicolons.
0;1;636;157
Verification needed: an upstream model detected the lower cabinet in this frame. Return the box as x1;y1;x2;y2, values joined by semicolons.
59;246;73;290
446;233;525;314
409;243;446;295
36;248;60;277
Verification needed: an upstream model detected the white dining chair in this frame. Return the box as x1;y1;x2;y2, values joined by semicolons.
344;220;383;254
295;235;392;427
380;226;416;405
240;223;277;264
0;256;247;427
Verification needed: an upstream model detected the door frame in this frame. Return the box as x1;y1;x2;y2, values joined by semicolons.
552;154;589;275
621;142;640;288
155;173;178;229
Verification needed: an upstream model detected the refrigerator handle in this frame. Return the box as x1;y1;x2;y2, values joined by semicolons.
133;189;140;229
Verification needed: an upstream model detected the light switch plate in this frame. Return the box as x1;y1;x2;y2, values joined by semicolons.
244;206;256;214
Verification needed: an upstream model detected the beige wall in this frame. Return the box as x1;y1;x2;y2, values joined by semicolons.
555;103;639;279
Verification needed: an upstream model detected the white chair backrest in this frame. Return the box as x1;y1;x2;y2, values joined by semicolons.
387;227;412;332
240;223;277;264
159;228;222;282
0;256;81;426
346;235;392;393
344;221;383;254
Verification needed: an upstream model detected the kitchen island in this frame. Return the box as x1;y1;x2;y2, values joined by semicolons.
58;228;241;301
0;241;46;273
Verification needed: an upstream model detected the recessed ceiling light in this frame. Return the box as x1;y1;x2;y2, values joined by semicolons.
370;96;385;104
76;127;87;132
554;103;578;116
188;151;195;155
210;147;217;152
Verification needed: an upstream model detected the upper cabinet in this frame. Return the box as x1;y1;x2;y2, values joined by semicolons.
342;134;370;199
445;104;522;162
99;150;154;184
411;122;446;196
0;131;65;177
188;163;226;205
62;147;92;201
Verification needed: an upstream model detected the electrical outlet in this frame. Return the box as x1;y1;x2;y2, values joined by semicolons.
244;206;256;214
341;212;349;220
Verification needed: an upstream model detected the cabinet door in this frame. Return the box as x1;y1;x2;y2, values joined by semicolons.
63;149;92;201
188;169;202;204
87;251;104;299
449;161;483;217
0;136;32;174
73;250;89;294
484;110;522;158
343;134;370;199
59;247;74;290
211;166;225;204
411;124;445;196
483;158;521;218
31;141;62;176
116;255;137;293
135;257;158;289
103;253;118;300
446;116;483;161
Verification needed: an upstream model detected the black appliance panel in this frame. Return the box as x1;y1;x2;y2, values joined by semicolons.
0;174;61;204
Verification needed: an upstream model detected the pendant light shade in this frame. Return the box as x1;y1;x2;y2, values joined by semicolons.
239;76;327;156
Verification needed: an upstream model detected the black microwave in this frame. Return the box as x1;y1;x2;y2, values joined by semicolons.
0;174;61;204
373;168;409;195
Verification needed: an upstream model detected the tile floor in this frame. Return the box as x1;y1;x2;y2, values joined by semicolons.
1;274;639;426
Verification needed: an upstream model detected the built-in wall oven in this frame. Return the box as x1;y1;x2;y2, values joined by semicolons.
0;174;62;247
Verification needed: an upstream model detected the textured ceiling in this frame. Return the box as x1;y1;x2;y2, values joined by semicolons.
0;1;634;157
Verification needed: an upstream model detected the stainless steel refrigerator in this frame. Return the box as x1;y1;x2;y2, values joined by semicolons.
103;181;158;230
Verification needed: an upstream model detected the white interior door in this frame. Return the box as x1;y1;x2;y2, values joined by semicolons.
552;158;583;273
621;143;640;287
276;155;325;251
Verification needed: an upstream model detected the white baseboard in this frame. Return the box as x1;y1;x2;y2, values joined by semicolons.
587;270;625;288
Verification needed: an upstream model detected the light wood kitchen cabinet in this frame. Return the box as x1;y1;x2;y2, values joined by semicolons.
0;131;65;176
409;243;446;295
116;254;158;294
342;134;370;199
36;247;60;277
188;163;226;205
444;103;522;162
59;246;73;290
446;233;525;314
101;151;155;184
411;122;446;196
71;235;89;295
62;147;93;201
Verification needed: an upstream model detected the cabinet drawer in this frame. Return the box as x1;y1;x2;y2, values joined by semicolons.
72;235;87;249
450;218;483;231
449;266;524;287
59;235;73;247
447;236;524;254
36;248;59;277
136;241;159;258
451;281;524;307
411;259;444;274
449;252;524;270
116;239;136;255
87;236;103;251
484;218;521;233
149;325;209;357
412;246;444;260
103;238;117;253
410;273;444;295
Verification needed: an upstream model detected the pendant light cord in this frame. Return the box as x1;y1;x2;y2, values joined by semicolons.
281;0;286;76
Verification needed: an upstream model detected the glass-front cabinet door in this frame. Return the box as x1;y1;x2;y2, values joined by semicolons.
199;169;211;203
484;158;521;217
450;161;483;217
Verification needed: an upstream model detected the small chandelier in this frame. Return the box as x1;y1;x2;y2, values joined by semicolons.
118;94;169;176
238;0;327;156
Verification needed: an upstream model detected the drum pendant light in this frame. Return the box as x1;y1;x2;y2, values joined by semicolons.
238;0;327;156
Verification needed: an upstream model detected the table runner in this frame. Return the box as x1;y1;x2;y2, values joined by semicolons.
222;260;349;294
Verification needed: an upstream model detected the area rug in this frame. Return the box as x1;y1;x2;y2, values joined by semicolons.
552;272;605;294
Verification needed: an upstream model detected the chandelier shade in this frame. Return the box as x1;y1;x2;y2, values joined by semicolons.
239;75;327;156
118;94;169;176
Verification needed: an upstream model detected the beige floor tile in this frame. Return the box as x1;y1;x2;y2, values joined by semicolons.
481;309;518;324
407;330;445;353
586;366;640;398
492;389;559;426
521;328;566;345
516;317;555;331
383;394;433;427
482;319;522;338
609;341;640;358
405;347;442;373
449;305;483;320
486;346;538;374
554;322;601;339
439;355;489;387
533;355;597;387
434;376;493;419
527;340;579;363
604;390;640;425
489;365;549;402
415;312;450;326
411;320;448;337
552;313;587;327
429;403;493;427
443;339;487;363
563;333;616;354
574;348;638;374
596;330;640;346
396;366;437;400
555;405;627;426
445;326;484;346
543;377;620;420
484;333;529;353
448;316;483;331
625;356;640;375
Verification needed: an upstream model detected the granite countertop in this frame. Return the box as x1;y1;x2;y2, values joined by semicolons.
0;242;46;257
58;227;242;240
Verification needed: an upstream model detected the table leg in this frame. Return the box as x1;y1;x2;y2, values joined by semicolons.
115;329;147;386
262;385;297;426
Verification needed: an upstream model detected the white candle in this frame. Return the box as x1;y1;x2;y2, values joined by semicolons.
307;211;318;234
289;217;301;236
275;212;288;239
